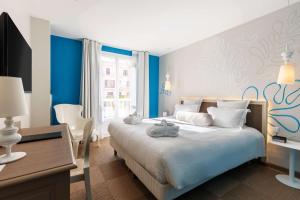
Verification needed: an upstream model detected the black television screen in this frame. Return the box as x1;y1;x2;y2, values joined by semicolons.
0;12;32;92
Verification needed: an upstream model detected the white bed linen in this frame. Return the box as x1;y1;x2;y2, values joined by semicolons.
108;118;265;189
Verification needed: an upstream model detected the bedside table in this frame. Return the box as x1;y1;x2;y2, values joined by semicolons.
269;140;300;189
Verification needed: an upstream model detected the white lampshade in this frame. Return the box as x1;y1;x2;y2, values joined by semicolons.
164;74;171;91
277;63;295;84
164;80;171;91
0;76;28;118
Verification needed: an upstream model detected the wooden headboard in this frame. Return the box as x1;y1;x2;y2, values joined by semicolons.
180;98;268;139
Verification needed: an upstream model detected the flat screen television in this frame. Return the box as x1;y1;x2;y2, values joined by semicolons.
0;12;32;92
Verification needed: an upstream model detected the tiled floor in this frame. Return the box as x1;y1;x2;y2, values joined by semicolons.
71;138;300;200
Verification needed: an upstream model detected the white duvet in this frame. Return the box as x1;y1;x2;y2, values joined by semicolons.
108;118;265;189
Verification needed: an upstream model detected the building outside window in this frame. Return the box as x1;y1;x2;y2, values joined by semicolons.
123;70;128;77
104;80;115;88
100;53;136;121
105;68;111;76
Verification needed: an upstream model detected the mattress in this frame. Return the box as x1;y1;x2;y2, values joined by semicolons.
108;118;265;189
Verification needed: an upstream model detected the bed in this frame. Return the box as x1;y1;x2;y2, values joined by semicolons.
108;99;268;200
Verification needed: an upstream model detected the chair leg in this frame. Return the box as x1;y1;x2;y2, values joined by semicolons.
73;141;79;158
97;135;101;148
84;168;93;200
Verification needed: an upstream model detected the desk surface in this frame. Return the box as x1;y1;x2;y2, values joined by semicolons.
0;124;76;188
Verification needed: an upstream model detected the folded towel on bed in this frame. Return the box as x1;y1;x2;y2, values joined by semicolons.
123;112;141;125
147;120;179;137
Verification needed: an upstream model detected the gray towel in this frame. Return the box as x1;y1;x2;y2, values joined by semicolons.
123;112;141;125
147;120;179;137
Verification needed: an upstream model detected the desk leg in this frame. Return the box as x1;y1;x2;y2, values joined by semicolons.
276;149;300;189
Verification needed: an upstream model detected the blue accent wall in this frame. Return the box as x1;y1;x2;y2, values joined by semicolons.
51;35;83;124
102;45;132;56
149;55;159;118
51;36;159;122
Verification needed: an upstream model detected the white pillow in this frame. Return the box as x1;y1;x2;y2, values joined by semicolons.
217;100;250;124
207;107;249;128
176;111;212;127
173;104;199;116
217;100;250;109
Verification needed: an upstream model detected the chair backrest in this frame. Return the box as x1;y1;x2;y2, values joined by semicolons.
54;104;83;128
81;119;94;161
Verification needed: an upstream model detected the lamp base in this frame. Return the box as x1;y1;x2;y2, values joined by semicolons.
0;152;26;164
276;174;300;189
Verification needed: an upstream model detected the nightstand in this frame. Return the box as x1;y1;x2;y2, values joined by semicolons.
269;139;300;189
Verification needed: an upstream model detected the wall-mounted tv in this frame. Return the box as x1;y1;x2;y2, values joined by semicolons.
0;12;32;92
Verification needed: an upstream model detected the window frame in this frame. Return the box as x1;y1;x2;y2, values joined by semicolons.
100;51;137;121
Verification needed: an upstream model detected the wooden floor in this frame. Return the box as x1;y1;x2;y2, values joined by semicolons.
71;138;300;200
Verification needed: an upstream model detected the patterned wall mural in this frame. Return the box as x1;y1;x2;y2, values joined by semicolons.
242;80;300;134
241;7;300;135
160;3;300;137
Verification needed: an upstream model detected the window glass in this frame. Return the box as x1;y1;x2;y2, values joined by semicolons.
100;53;136;121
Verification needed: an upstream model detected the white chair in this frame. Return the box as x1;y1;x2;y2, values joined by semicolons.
70;119;94;200
54;104;91;158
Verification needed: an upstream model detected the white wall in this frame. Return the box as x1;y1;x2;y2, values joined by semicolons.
30;17;51;127
160;3;300;170
0;6;51;128
0;5;31;45
0;7;31;128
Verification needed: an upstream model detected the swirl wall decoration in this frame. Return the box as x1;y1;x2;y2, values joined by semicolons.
242;80;300;134
242;86;259;101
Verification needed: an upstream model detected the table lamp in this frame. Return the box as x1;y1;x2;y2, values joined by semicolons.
0;76;28;164
277;45;295;84
164;74;171;91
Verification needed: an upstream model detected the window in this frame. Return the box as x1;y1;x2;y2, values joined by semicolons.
106;68;111;75
104;91;114;99
104;80;115;88
101;53;136;120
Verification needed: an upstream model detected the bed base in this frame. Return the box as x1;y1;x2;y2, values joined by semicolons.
110;138;212;200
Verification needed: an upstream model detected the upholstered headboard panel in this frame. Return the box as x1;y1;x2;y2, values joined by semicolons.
180;98;268;139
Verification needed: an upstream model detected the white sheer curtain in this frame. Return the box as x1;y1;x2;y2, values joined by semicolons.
80;39;103;138
134;51;149;118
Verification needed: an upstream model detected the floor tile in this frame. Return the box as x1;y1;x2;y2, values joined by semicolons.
222;184;269;200
92;182;115;200
244;170;300;200
226;162;261;182
90;165;106;185
177;187;219;200
99;159;129;181
70;181;85;194
107;174;146;200
202;173;240;197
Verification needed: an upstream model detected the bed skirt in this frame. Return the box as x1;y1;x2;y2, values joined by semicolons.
110;138;211;200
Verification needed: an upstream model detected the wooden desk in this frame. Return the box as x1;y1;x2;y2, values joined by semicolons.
0;125;76;200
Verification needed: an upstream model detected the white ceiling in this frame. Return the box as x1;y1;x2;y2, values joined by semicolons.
1;0;299;55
